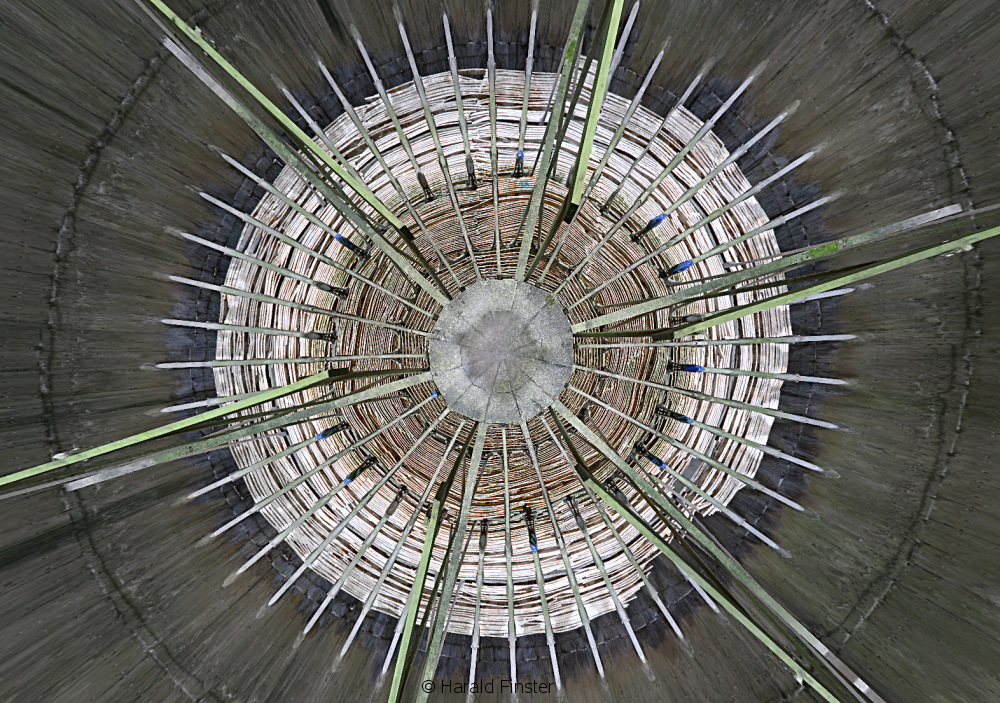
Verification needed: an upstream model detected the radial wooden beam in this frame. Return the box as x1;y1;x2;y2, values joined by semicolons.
526;505;563;693
517;0;539;154
500;428;518;693
486;7;502;272
566;102;798;310
211;154;443;314
315;65;463;292
168;274;429;337
565;388;794;553
466;518;488;701
256;408;448;600
200;401;437;545
577;334;856;349
579;478;691;651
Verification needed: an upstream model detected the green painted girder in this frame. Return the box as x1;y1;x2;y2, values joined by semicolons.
387;422;479;703
515;0;593;280
550;399;885;703
658;221;1000;340
327;418;465;646
141;1;451;304
537;42;667;284
62;371;431;492
561;389;794;553
527;419;606;678
143;0;400;230
414;423;489;703
542;417;647;665
0;369;337;489
572;204;964;333
525;0;627;280
316;65;463;293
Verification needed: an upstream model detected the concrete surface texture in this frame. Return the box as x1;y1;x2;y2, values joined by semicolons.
429;280;573;423
1;1;999;703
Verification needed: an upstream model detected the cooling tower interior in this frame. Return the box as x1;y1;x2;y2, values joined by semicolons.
1;0;999;702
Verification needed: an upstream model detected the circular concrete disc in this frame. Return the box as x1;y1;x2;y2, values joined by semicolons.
428;279;573;423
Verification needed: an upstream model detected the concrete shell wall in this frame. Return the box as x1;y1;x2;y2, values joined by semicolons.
1;1;998;701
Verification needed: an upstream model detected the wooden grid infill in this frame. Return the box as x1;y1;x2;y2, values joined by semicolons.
213;68;792;638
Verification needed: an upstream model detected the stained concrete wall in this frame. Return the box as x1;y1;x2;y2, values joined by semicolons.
0;0;998;701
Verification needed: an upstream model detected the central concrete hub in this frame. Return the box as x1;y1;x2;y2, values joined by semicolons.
428;279;573;423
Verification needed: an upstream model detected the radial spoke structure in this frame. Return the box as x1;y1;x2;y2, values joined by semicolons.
9;4;1000;703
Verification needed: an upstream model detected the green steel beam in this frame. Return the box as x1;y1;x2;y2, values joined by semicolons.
62;371;431;492
0;370;337;489
515;0;592;279
316;65;463;292
525;0;626;280
142;0;401;229
143;3;450;304
387;423;478;703
658;222;1000;340
551;399;885;703
524;419;605;677
414;423;489;703
537;41;667;284
327;419;465;647
576;462;844;702
572;205;963;333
